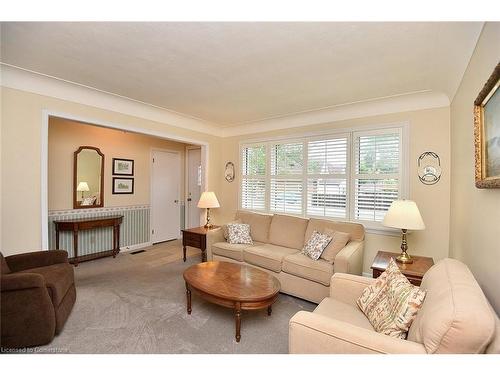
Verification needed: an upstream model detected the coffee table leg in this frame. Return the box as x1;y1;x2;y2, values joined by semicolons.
267;305;272;316
186;283;192;315
235;302;241;343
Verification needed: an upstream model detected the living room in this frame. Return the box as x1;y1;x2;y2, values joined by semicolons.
1;1;499;373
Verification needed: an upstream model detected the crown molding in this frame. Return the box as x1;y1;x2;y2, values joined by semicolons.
220;90;450;137
0;64;223;136
1;64;450;139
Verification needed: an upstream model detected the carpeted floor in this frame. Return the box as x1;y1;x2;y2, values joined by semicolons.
39;240;316;354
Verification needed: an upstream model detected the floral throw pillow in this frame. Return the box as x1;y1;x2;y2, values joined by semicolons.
227;223;253;245
357;258;427;339
223;219;243;240
301;230;333;260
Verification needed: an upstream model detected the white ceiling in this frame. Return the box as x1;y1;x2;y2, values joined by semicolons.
1;22;483;128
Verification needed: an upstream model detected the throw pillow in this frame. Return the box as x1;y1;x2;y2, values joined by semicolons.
301;230;333;260
227;223;253;245
321;230;350;263
222;219;243;240
357;258;426;339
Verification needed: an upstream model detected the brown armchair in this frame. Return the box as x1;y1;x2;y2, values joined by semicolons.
1;250;76;348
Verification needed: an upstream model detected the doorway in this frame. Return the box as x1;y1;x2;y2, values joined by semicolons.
151;149;181;244
186;147;202;228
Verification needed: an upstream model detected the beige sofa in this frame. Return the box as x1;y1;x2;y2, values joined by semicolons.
207;211;365;304
289;258;500;354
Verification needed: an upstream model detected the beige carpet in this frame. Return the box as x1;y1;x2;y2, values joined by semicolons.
39;240;316;353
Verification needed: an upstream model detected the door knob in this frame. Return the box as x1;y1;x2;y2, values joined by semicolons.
174;200;179;203
187;198;192;202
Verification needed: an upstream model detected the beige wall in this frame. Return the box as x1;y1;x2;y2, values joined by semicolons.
1;87;221;255
217;107;451;274
48;117;190;210
450;22;500;313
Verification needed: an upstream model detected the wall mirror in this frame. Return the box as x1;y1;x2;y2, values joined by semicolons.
74;146;104;208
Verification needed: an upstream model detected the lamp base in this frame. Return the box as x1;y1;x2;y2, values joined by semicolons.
396;229;414;264
203;208;213;229
396;252;413;264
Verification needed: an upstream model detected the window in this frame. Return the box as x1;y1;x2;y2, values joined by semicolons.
241;145;266;210
270;142;303;215
239;124;407;228
353;130;401;222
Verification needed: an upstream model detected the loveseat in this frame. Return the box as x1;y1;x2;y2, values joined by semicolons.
207;211;365;303
289;258;500;354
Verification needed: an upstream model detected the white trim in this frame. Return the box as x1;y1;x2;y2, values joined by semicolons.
150;148;182;242
3;64;450;138
222;91;448;137
2;64;221;135
185;146;203;228
120;242;153;253
41;111;209;251
41;110;49;250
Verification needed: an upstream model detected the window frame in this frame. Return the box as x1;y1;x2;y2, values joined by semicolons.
238;122;409;234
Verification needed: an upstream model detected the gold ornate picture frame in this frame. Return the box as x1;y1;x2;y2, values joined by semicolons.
474;62;500;188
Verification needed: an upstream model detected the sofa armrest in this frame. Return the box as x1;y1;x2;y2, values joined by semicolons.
5;250;69;272
329;273;376;305
334;240;364;275
289;311;426;354
1;273;46;291
206;227;225;261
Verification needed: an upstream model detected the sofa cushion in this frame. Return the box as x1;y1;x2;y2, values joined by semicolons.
269;214;309;250
222;219;242;240
19;263;74;307
1;252;11;274
235;211;272;243
302;230;333;260
227;223;253;244
322;230;350;263
282;252;334;286
243;244;298;272
212;242;262;262
408;258;496;354
305;218;365;242
314;297;374;331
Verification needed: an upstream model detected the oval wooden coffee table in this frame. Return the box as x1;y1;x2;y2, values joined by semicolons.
183;261;281;342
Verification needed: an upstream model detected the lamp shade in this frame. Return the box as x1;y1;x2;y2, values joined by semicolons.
77;181;90;192
382;200;425;230
197;191;220;209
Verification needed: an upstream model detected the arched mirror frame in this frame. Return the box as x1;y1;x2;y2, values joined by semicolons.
73;146;105;209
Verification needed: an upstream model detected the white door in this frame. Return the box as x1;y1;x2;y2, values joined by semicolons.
151;150;180;243
187;148;202;228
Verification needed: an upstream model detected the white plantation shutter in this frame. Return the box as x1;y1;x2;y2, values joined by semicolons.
269;142;304;214
353;130;401;222
241;145;266;211
238;125;407;228
307;137;348;218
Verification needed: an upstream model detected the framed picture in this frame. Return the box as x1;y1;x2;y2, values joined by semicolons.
112;177;134;194
112;158;134;176
474;62;500;188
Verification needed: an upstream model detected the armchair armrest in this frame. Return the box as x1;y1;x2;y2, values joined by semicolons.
329;273;376;305
1;272;45;292
206;227;225;261
334;240;364;275
289;311;426;354
6;250;69;272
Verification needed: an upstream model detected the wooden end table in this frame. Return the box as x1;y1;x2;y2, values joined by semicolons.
181;225;220;263
183;261;280;342
371;251;434;286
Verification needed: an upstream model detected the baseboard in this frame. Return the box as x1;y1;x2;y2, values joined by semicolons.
362;272;373;278
120;242;152;253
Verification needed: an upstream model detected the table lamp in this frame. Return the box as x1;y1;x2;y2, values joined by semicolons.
77;181;90;199
382;199;425;264
197;191;220;228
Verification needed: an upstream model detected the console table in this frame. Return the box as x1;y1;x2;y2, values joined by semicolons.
53;215;123;266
